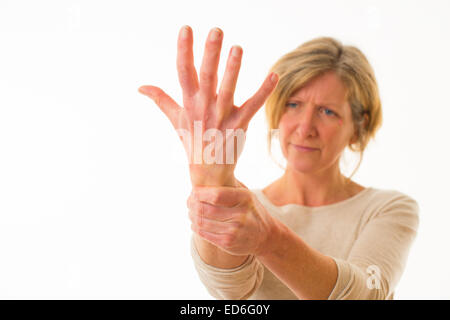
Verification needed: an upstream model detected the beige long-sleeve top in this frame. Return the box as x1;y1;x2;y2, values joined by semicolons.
190;187;419;300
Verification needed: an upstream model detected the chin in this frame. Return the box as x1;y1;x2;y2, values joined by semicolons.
286;158;321;174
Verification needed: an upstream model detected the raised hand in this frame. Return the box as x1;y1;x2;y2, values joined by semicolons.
139;26;278;187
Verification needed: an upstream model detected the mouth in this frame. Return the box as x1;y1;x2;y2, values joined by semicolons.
290;143;319;152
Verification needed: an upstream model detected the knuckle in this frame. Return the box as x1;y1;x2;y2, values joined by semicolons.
228;224;239;236
152;93;162;106
199;70;215;83
206;40;216;49
231;217;244;231
177;65;190;78
156;98;163;107
210;190;225;204
211;193;221;204
228;55;241;67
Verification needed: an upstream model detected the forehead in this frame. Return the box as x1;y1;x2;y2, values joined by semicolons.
290;71;348;107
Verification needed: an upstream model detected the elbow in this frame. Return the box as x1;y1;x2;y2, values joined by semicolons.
334;279;391;300
206;267;264;300
193;255;264;300
330;259;393;300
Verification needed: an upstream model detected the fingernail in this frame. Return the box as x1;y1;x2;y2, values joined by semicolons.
138;86;147;94
231;45;242;57
180;25;190;39
138;86;151;95
210;28;222;41
270;72;278;83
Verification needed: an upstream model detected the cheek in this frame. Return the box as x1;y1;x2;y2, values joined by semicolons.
320;124;353;152
278;119;294;151
277;129;287;156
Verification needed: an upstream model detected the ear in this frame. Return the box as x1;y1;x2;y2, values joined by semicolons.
349;113;369;146
349;131;358;145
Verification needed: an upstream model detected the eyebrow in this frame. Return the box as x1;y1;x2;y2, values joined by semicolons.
286;98;340;108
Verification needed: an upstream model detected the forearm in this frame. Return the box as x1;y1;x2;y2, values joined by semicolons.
193;234;249;269
257;220;338;300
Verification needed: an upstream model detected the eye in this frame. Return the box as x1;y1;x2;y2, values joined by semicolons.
319;106;336;116
285;102;298;108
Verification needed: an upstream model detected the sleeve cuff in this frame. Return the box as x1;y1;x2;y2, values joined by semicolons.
190;235;264;299
327;257;352;300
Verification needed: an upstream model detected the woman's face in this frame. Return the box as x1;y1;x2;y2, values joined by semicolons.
278;71;356;175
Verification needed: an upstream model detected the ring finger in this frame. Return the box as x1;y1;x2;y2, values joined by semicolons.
216;45;243;121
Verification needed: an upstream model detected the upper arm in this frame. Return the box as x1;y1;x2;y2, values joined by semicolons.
328;193;419;299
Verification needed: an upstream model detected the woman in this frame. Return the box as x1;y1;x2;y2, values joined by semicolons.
139;26;419;300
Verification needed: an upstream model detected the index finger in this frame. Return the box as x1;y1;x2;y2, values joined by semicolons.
239;72;279;126
177;25;199;100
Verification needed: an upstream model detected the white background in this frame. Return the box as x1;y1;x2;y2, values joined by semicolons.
0;0;449;299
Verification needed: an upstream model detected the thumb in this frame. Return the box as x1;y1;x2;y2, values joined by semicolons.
139;85;181;128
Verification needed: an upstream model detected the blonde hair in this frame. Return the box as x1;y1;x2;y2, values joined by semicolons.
265;37;382;178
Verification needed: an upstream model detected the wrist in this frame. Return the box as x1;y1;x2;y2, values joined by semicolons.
189;164;238;187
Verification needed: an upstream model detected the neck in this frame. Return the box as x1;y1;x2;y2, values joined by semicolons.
273;163;353;207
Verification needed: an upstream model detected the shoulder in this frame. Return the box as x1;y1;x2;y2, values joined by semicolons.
362;187;420;231
365;188;419;214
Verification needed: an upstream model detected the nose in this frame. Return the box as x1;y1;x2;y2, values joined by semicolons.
296;107;317;138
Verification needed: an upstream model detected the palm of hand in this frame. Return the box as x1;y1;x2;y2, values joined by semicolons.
139;26;278;186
